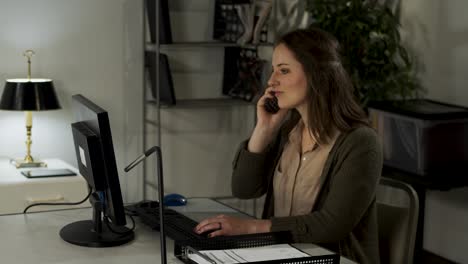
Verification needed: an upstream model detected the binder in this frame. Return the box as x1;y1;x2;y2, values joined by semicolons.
146;0;172;44
174;232;339;264
145;51;176;105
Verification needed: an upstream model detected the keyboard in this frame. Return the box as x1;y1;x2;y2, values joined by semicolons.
126;200;294;251
125;200;206;241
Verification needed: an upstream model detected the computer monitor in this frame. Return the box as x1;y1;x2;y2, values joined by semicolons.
59;94;134;247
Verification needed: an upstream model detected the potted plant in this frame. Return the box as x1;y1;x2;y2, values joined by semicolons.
306;0;424;106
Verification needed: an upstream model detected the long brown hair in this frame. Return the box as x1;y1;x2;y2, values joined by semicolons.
276;27;369;145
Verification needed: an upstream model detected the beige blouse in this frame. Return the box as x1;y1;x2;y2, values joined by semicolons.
273;121;339;217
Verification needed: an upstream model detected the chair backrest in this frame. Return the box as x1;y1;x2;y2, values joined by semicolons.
377;177;419;264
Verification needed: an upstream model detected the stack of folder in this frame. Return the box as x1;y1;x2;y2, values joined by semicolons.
174;231;339;264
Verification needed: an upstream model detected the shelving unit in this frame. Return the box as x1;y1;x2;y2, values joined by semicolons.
143;0;271;211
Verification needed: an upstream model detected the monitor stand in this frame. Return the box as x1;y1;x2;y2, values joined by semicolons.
60;193;134;247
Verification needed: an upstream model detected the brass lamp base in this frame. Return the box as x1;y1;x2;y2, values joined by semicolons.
10;159;47;168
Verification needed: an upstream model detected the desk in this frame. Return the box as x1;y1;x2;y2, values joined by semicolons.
0;158;88;215
0;198;356;264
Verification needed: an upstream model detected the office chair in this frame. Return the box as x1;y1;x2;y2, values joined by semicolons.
377;177;419;264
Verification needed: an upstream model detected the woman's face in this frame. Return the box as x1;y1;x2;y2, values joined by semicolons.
268;43;308;110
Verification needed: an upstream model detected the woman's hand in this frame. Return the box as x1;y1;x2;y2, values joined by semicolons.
256;86;288;131
247;86;289;153
194;214;271;238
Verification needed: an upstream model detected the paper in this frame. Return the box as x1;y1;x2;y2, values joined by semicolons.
188;244;309;264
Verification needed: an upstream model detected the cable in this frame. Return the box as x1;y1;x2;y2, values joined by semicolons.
23;185;93;213
104;213;136;235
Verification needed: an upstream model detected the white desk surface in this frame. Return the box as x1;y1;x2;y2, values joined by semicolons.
0;198;356;264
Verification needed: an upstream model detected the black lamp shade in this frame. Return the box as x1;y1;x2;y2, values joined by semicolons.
0;79;61;111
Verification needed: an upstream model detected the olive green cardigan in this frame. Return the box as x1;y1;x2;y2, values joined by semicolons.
231;125;383;264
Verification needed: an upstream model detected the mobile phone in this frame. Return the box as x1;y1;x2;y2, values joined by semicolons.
21;168;77;178
264;94;280;114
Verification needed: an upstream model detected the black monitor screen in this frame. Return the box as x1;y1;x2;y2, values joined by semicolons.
60;94;133;248
71;94;126;225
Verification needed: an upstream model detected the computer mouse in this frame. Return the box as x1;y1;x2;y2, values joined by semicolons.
163;193;187;206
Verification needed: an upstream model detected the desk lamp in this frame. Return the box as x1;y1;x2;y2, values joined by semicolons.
0;50;61;168
125;146;167;264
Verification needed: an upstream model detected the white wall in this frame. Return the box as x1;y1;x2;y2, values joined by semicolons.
401;0;468;263
0;0;144;202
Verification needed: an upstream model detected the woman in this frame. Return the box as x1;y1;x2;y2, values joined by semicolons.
195;27;383;264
